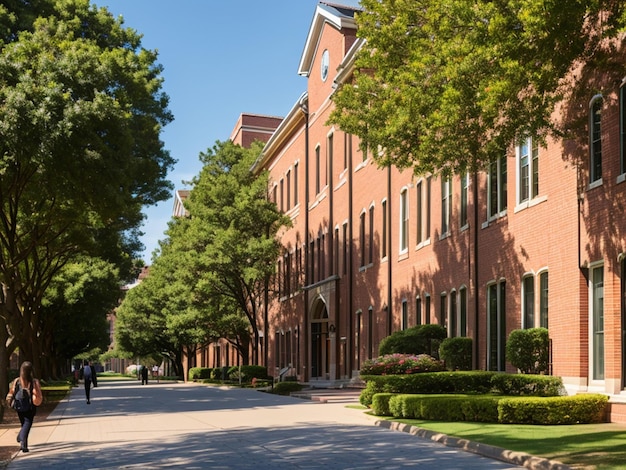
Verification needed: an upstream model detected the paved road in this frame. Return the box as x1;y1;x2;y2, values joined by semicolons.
8;380;525;469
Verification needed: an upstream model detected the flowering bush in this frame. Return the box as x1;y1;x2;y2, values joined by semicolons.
360;354;445;375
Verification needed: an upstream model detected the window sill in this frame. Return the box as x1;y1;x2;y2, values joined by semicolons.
617;173;626;184
415;238;431;251
514;194;548;213
588;178;603;190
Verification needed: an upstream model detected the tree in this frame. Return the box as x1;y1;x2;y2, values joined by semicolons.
183;140;291;365
41;257;120;378
0;0;174;393
329;0;626;176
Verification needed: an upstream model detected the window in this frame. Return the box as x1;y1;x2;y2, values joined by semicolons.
400;189;409;253
344;133;351;170
590;95;603;184
460;173;469;228
517;137;539;204
416;181;423;245
359;211;366;267
367;306;374;359
342;222;348;275
539;272;548;328
286;170;291;210
487;281;506;371
416;296;422;326
619;79;626;175
441;177;451;235
591;265;604;380
522;275;535;328
426;177;431;239
272;185;277;206
315;145;321;194
402;300;408;330
450;290;457;336
440;293;447;329
459;287;467;336
368;205;375;264
280;178;284;212
488;155;507;218
294;162;299;205
327;133;333;186
424;294;431;324
381;199;388;258
334;227;339;276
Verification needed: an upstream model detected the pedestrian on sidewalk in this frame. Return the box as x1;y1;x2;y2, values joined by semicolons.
5;361;43;453
82;360;94;404
141;364;149;385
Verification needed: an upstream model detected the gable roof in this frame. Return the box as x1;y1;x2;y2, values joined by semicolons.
297;2;359;77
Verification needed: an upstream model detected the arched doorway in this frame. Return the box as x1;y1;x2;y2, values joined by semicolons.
310;298;330;380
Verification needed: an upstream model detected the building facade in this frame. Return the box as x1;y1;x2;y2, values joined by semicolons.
250;3;626;418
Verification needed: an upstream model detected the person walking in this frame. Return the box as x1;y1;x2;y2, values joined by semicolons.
83;360;94;404
141;364;149;385
5;361;43;453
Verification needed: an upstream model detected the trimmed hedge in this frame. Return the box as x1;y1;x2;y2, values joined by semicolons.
490;372;564;396
439;337;473;371
498;394;608;424
227;365;268;381
372;393;608;425
188;367;213;380
271;381;304;395
360;372;564;407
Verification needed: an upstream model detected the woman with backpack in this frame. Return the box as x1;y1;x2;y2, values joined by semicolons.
5;361;43;453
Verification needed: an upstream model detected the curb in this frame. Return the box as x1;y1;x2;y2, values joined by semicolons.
375;420;572;470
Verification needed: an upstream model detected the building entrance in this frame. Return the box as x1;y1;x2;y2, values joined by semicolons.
310;300;330;380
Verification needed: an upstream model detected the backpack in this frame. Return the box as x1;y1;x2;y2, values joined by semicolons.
12;380;33;413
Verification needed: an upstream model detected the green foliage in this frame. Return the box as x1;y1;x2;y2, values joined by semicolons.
506;328;549;374
359;371;563;407
329;0;626;177
188;367;213;380
272;382;303;396
374;393;606;424
359;371;497;406
360;354;445;375
498;394;608;425
378;324;447;357
439;337;473;371
490;373;564;397
227;365;268;382
42;257;119;363
0;0;174;385
371;392;395;416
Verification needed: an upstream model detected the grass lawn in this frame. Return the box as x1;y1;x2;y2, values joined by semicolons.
387;418;626;469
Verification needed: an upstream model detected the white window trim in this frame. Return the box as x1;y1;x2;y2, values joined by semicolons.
588;260;605;389
399;187;410;255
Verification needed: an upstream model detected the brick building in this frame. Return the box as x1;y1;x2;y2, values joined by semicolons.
247;3;626;418
187;2;626;420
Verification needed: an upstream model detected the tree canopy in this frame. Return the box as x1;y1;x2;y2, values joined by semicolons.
115;141;290;374
329;0;626;176
0;0;174;389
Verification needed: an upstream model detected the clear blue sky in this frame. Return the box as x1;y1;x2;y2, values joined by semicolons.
96;0;361;263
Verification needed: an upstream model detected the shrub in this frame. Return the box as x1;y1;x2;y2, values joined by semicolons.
506;327;549;374
188;367;212;380
379;324;447;357
490;373;563;396
272;381;303;395
498;394;608;424
439;337;473;370
371;393;395;416
359;371;497;406
382;394;501;422
227;365;268;382
360;354;445;375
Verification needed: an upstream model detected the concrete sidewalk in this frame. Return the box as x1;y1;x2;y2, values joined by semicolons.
0;380;563;469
